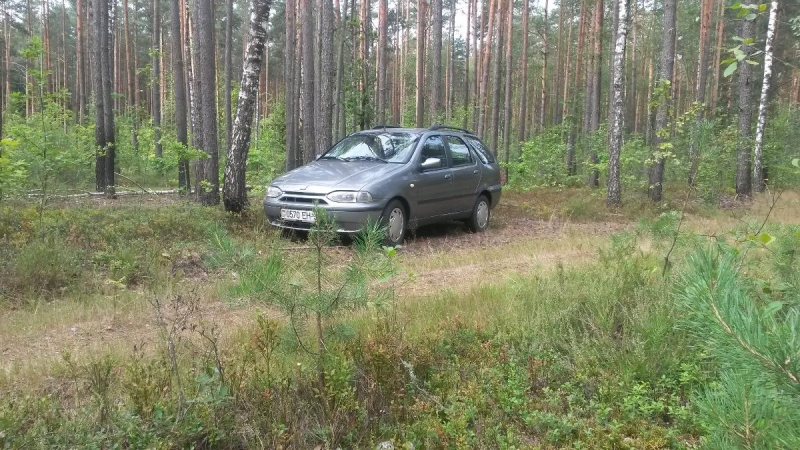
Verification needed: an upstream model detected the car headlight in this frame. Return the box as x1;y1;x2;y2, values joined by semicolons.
266;186;283;198
326;191;373;203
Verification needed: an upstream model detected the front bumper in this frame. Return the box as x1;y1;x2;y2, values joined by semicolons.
264;198;384;233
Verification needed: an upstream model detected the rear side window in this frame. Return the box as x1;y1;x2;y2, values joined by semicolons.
463;136;495;164
421;136;446;162
445;136;473;166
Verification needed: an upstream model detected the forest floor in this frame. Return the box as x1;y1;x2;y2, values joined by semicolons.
2;188;799;388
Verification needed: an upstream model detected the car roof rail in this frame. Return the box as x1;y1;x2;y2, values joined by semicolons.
370;124;401;130
428;125;474;134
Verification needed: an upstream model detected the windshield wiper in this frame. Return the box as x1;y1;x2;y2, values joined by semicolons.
320;155;346;161
342;156;387;163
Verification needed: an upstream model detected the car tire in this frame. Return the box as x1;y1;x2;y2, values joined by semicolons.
380;200;406;246
467;195;491;232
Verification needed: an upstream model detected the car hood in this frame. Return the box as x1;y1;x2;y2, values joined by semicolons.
272;160;401;194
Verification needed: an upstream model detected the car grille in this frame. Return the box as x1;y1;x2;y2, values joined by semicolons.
279;194;328;205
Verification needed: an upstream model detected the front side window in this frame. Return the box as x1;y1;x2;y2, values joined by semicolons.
445;136;473;167
322;132;418;163
420;136;446;163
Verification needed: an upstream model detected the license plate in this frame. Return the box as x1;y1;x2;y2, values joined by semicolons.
280;208;316;223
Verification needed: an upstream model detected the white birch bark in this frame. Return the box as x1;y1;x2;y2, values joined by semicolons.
753;0;778;192
607;0;630;207
223;0;273;212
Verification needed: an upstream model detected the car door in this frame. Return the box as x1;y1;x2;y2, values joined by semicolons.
413;135;455;220
444;135;481;213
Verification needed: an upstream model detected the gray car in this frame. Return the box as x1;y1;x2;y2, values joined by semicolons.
263;125;502;245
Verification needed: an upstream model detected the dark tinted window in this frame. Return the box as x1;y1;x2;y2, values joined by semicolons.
463;136;495;164
421;136;446;163
446;136;473;166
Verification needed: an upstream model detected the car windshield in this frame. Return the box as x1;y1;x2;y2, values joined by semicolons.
321;133;418;163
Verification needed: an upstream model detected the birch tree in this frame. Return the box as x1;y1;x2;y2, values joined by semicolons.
607;0;630;207
753;1;778;193
223;0;273;212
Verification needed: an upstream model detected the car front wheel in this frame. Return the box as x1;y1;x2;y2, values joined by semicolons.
467;195;491;232
380;200;406;246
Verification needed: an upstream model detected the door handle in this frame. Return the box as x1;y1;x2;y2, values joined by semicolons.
444;174;452;180
473;170;479;174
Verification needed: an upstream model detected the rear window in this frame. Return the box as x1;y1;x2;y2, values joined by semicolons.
463;136;495;164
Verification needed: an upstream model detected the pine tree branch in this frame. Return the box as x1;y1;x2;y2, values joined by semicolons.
709;302;799;386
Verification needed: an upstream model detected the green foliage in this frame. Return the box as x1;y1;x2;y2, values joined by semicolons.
5;240;83;297
677;241;800;448
507;125;575;188
247;102;286;191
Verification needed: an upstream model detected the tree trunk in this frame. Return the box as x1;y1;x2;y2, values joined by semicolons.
172;0;190;190
446;2;454;121
489;0;505;153
195;0;219;205
92;0;107;192
502;0;513;180
753;1;778;193
735;12;756;198
553;0;564;125
415;0;426;127
152;0;163;158
301;0;316;162
285;0;299;170
123;0;134;105
567;0;587;176
102;0;116;195
688;0;714;185
710;0;724;113
478;0;497;137
607;0;629;207
316;0;333;153
223;0;273;212
518;0;529;142
43;0;52;93
92;0;115;195
587;0;603;188
429;0;442;123
463;0;472;129
606;0;618;130
224;0;233;151
538;0;548;131
77;0;86;123
648;0;675;202
377;0;388;124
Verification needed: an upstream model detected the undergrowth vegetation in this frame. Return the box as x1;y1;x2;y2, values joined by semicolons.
1;192;799;448
507;104;800;203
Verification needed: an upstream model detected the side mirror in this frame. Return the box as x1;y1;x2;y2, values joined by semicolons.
315;153;323;160
421;157;442;171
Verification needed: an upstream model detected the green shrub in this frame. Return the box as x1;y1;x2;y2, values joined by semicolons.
8;240;83;297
